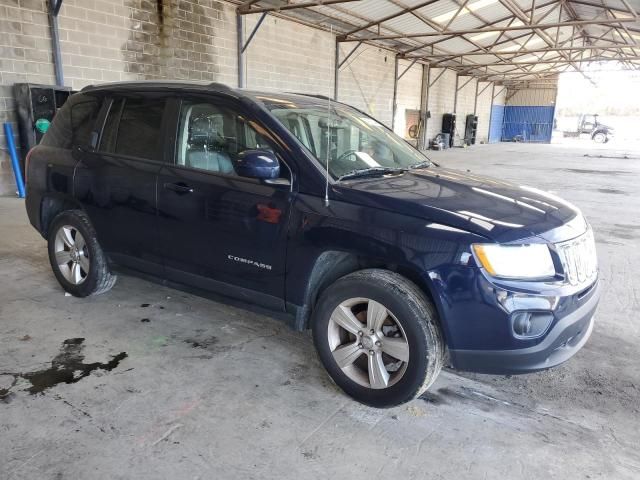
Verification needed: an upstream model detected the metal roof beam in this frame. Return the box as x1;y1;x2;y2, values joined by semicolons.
616;0;638;18
361;18;635;43
397;58;418;79
458;55;640;68
239;0;360;15
568;0;639;16
339;0;440;37
456;75;476;91
238;0;261;10
405;43;637;58
443;0;471;31
445;0;536;75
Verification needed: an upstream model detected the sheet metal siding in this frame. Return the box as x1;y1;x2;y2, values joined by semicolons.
488;105;505;144
506;88;557;106
502;106;555;143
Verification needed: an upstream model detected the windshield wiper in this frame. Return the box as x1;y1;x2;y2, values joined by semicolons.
409;160;431;170
337;167;406;181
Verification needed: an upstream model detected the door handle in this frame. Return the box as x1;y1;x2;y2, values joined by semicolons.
164;182;194;194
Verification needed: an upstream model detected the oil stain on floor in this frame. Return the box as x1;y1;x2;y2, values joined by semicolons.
0;338;127;400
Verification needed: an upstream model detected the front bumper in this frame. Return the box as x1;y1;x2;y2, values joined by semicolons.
448;280;600;374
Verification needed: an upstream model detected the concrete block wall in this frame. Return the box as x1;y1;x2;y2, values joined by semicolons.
337;44;395;127
393;60;423;139
56;0;237;89
454;76;477;143
0;0;238;195
1;0;56;195
244;14;333;95
424;67;457;143
494;85;507;105
0;0;501;195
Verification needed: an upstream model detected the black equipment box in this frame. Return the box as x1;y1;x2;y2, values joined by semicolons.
13;83;73;170
441;113;456;148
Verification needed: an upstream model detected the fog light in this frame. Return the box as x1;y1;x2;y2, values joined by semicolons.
495;289;559;313
511;311;553;339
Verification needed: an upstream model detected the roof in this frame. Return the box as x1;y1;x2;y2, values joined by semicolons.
79;81;341;107
237;0;640;85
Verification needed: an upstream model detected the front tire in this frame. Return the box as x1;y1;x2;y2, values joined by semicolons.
312;269;444;408
593;132;607;143
47;210;116;297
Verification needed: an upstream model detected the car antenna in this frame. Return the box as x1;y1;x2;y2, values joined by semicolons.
324;25;333;207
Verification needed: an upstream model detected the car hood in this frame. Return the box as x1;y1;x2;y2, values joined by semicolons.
333;167;585;243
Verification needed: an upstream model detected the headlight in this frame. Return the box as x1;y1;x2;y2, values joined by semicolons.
472;243;555;279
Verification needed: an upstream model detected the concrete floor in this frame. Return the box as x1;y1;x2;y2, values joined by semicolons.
1;142;639;479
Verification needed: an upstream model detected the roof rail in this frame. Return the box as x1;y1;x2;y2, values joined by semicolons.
287;92;332;101
208;82;234;91
80;80;237;93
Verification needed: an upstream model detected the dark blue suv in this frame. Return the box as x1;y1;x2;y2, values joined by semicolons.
25;82;599;407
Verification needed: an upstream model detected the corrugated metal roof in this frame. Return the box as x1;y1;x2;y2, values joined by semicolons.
240;0;640;84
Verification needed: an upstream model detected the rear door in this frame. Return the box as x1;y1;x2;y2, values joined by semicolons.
155;95;294;308
74;92;170;274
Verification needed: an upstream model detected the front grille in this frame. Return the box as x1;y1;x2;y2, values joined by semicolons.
555;229;598;286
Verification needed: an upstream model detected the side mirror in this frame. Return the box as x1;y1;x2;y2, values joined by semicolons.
234;149;280;180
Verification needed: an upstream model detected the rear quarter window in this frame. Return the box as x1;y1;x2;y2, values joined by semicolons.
41;93;101;149
70;99;101;148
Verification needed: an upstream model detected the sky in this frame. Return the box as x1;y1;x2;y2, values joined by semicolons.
556;62;640;116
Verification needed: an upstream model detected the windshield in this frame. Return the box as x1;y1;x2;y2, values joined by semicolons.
263;99;431;179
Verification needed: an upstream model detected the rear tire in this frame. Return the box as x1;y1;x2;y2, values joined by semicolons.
312;269;444;408
47;210;116;297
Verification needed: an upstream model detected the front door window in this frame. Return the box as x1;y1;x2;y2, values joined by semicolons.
176;101;282;178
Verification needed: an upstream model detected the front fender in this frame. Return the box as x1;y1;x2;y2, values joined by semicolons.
285;193;487;333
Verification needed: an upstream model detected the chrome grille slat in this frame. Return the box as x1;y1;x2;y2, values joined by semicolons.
556;229;598;286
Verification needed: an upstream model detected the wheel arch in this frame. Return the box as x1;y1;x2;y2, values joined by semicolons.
292;250;443;336
40;194;85;239
591;129;607;140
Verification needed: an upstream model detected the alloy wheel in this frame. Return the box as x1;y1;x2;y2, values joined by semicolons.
53;225;90;285
327;297;410;389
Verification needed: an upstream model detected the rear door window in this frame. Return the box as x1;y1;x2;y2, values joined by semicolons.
99;96;167;160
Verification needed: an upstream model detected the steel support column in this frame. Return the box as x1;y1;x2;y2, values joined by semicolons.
236;11;268;89
391;55;399;130
48;0;64;86
334;37;340;100
236;11;245;88
453;75;460;113
487;82;496;142
473;78;480;115
418;64;429;150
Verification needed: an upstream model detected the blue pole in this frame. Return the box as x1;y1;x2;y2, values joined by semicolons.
3;123;26;198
